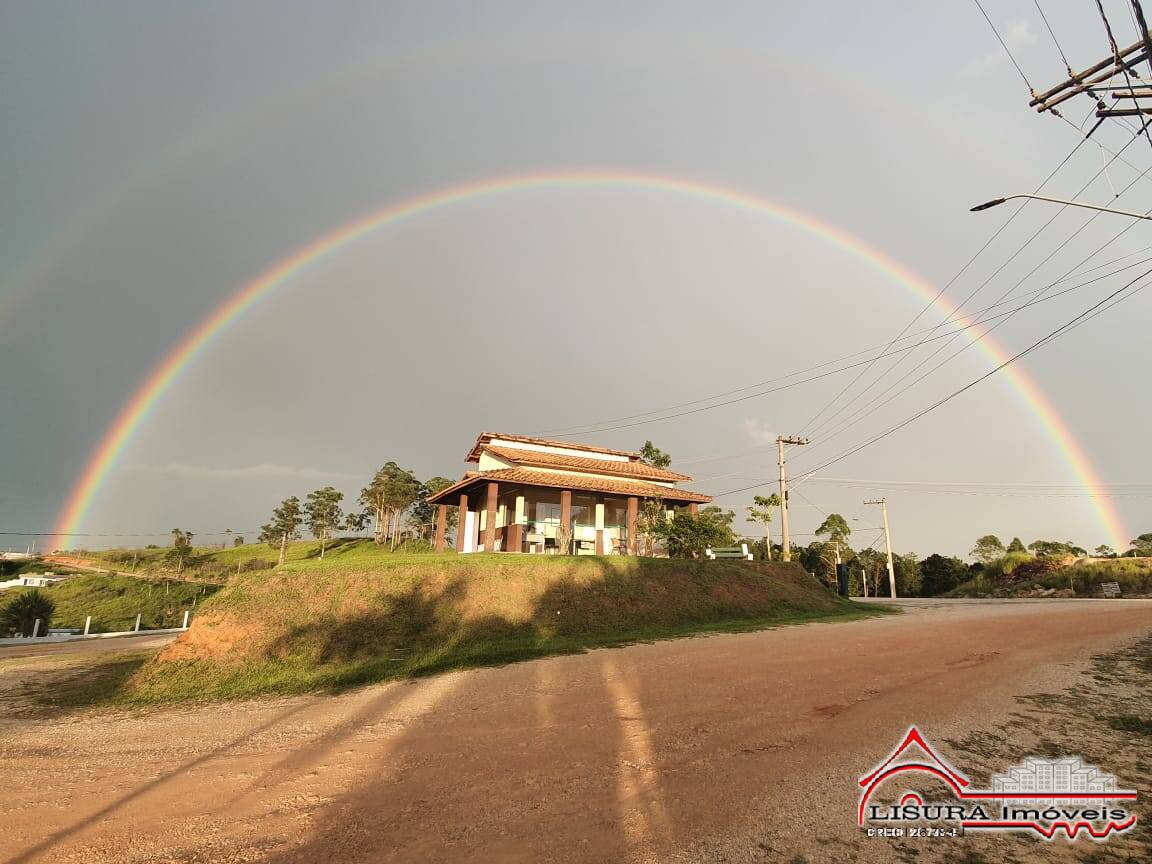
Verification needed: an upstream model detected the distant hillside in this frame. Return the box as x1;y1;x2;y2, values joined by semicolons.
124;552;882;703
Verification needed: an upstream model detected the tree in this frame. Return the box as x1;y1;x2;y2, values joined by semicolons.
411;476;457;539
344;509;373;535
167;528;194;573
970;535;1005;564
233;535;245;547
655;511;733;559
634;498;667;556
1094;544;1116;558
920;554;969;596
893;553;922;597
259;496;303;566
639;441;672;469
360;462;421;548
1028;539;1086;558
304;487;344;559
1130;533;1152;556
1006;537;1027;553
1;589;55;637
745;494;781;560
815;513;852;546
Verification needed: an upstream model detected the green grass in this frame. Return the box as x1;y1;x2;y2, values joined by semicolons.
2;573;220;633
120;553;890;704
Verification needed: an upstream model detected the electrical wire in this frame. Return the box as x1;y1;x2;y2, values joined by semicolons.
803;117;1152;444
973;0;1037;92
712;262;1152;498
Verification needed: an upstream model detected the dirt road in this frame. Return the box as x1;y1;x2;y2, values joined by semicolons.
2;599;1150;864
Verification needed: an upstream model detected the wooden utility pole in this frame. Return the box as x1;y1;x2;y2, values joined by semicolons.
865;498;897;598
776;436;809;562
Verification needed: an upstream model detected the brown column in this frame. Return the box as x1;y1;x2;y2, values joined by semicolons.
507;523;523;553
456;493;469;552
595;529;605;555
688;502;699;516
560;489;572;554
626;496;638;555
434;504;448;553
484;482;498;552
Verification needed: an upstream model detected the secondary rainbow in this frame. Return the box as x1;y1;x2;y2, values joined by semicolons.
50;171;1130;549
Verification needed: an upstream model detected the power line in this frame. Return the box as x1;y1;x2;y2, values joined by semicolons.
973;0;1037;93
712;263;1152;497
804;116;1152;444
796;122;1096;439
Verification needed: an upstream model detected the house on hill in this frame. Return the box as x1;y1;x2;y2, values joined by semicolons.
426;432;713;555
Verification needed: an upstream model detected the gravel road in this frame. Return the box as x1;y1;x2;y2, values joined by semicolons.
1;598;1149;864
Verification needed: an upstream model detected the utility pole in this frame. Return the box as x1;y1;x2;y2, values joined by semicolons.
776;436;809;562
865;498;897;598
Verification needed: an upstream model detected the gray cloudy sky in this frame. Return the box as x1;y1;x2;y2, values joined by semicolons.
2;1;1149;556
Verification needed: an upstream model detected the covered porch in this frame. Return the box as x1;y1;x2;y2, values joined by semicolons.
428;472;706;555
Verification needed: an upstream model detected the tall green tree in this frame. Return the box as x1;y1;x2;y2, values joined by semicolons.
920;554;969;596
1;589;55;637
1028;539;1086;558
639;441;672;469
411;476;457;540
970;534;1005;564
167;528;194;573
745;494;781;560
1094;544;1116;558
815;513;851;546
259;496;303;566
304;487;344;559
360;462;421;548
1006;537;1027;553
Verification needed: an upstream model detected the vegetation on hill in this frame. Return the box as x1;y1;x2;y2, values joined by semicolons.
950;556;1152;598
122;552;883;703
3;573;219;633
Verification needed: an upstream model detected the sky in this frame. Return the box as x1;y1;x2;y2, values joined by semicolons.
2;0;1150;557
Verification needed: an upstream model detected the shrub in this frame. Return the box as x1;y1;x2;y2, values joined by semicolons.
241;559;274;571
981;552;1034;583
1;589;56;637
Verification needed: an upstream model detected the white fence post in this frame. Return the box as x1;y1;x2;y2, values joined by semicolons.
83;615;92;635
182;610;190;629
31;618;41;638
134;613;142;632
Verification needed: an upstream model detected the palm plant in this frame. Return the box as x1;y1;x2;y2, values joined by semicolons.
1;589;56;637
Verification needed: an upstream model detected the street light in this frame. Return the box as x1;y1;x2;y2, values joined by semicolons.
970;193;1152;221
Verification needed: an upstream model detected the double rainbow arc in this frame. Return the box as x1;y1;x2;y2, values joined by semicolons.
50;171;1129;549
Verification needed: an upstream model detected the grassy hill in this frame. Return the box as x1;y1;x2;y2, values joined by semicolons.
3;573;220;633
123;550;882;703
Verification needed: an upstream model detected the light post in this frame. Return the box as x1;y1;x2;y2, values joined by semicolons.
970;194;1152;221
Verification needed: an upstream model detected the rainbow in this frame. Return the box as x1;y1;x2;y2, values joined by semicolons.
49;171;1130;549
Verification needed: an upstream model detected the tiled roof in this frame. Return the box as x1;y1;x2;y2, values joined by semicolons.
483;446;692;482
427;468;713;505
465;432;639;462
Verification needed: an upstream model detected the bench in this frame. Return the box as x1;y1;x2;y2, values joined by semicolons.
706;544;753;561
1100;581;1122;598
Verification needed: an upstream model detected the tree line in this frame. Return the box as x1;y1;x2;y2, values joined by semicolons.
257;464;456;564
